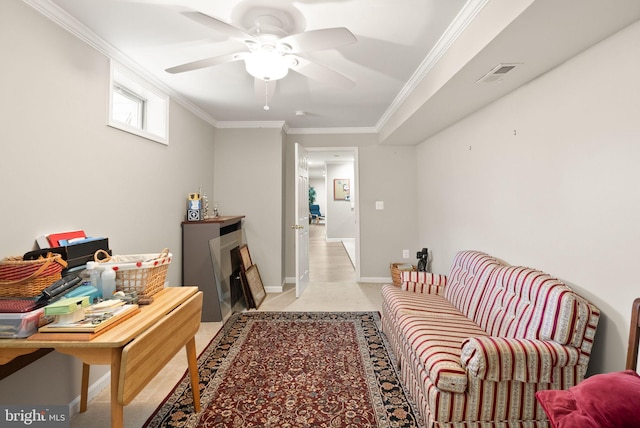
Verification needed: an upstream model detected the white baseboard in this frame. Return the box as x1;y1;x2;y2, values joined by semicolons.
68;370;111;417
264;285;283;293
282;276;391;285
358;277;393;284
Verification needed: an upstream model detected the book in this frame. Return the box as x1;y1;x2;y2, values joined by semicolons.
38;304;139;333
57;236;104;246
47;230;86;247
36;235;50;249
43;296;90;316
28;306;140;341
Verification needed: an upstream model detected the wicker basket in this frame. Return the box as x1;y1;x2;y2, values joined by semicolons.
95;248;171;300
390;262;416;286
0;253;68;297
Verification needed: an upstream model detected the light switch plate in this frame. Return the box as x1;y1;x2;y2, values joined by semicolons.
375;201;384;210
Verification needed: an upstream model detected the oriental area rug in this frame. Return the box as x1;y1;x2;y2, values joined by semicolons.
144;311;422;428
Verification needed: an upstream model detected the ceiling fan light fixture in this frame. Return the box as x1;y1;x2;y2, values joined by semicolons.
245;51;291;81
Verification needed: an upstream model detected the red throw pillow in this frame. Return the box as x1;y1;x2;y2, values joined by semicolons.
535;370;640;428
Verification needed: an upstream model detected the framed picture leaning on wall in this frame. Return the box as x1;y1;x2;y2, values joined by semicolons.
243;264;266;309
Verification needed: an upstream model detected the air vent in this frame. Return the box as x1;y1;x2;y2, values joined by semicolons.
477;63;520;83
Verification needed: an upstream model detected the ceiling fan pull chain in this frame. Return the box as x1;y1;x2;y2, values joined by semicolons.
264;79;270;111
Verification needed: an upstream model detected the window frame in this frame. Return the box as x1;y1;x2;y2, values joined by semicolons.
112;83;146;130
108;62;168;145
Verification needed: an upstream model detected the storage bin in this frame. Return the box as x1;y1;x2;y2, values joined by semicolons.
0;308;44;338
390;262;416;286
94;249;172;301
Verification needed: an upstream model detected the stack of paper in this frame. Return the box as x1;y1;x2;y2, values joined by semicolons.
39;303;138;333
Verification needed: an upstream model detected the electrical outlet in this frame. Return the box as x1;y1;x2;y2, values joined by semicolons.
402;249;409;259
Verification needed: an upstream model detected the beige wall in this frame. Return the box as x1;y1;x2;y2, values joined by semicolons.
325;162;355;240
415;20;640;375
285;135;419;281
0;0;215;406
213;127;284;291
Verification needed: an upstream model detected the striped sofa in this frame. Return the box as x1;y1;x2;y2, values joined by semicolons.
381;250;599;428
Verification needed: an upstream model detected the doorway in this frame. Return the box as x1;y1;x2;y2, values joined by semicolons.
306;147;359;282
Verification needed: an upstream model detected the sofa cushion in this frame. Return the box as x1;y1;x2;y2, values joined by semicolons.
443;251;503;320
381;284;460;322
399;271;447;294
473;266;594;346
398;306;488;393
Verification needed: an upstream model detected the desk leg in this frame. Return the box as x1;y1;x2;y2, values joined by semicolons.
185;337;201;413
111;348;124;428
80;363;90;413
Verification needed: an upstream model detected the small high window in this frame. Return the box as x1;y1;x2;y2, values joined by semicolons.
112;84;145;129
109;62;168;144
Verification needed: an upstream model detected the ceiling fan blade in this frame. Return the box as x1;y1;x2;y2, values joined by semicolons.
280;28;356;53
254;78;277;110
166;52;245;74
290;56;355;89
181;11;255;42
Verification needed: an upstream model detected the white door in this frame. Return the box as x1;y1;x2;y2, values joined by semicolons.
294;143;310;297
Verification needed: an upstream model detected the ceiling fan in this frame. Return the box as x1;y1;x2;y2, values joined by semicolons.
165;10;357;110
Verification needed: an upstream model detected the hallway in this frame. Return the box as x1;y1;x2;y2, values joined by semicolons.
308;223;355;282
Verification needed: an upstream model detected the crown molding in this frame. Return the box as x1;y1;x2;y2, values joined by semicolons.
375;0;489;131
215;120;286;130
286;126;378;135
23;0;485;138
214;121;376;136
23;0;219;128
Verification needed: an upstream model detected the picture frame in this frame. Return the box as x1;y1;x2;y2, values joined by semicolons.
333;178;350;200
232;246;254;309
239;244;253;271
239;270;255;309
243;264;266;309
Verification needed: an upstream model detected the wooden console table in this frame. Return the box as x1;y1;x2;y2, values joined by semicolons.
0;286;203;428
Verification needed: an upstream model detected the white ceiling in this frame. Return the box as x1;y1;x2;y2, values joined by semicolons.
307;149;354;178
27;0;640;144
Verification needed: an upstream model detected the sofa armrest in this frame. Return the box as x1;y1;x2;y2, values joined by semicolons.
460;336;581;383
400;271;447;295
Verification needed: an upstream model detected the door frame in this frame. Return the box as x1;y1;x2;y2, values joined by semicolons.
294;143;310;297
305;146;360;281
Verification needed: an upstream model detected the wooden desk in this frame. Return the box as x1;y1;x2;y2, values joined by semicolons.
0;286;203;428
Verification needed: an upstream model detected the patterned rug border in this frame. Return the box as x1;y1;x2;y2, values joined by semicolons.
144;311;423;427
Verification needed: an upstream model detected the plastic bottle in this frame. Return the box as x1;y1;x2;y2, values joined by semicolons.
101;267;117;298
86;262;103;297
